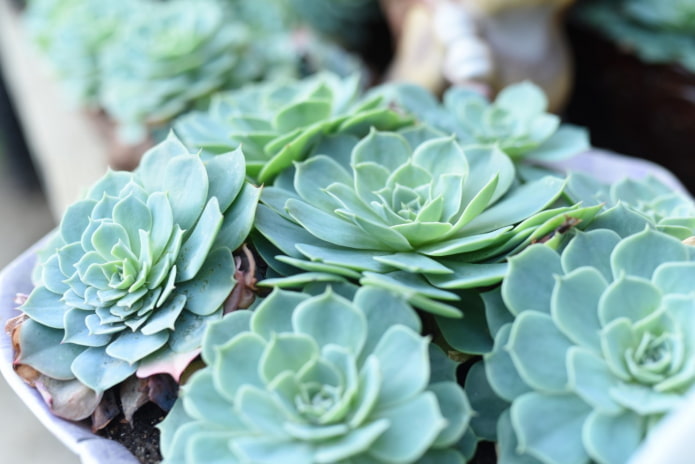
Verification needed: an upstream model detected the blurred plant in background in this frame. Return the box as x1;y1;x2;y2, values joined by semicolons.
573;0;695;72
23;0;366;144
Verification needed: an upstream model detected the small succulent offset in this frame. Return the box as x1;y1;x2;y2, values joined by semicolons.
99;0;271;143
10;133;260;419
255;128;599;316
371;81;589;165
566;173;695;239
175;72;414;183
158;286;472;464
482;205;695;464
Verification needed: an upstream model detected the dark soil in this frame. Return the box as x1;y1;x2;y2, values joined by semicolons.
99;402;164;464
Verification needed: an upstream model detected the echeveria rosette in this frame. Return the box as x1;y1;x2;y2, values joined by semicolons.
174;72;415;183
15;133;261;404
24;0;135;104
575;0;695;72
622;0;695;33
158;286;473;463
566;173;695;239
99;0;269;143
481;205;695;464
370;81;589;165
254;129;600;317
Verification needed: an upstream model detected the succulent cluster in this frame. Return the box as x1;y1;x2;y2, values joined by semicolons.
11;134;260;419
254;128;599;315
574;0;695;72
480;205;695;463
175;72;414;183
371;81;590;165
158;286;473;463
24;0;366;143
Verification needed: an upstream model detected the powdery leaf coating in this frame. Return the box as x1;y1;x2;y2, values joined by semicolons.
158;287;472;464
483;206;695;464
17;133;261;395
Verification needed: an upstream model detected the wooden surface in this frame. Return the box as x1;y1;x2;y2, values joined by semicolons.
0;0;109;220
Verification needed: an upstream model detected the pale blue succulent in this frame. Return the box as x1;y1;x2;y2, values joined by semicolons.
254;128;599;317
566;173;695;239
24;0;135;103
574;0;695;72
14;133;261;401
158;286;472;464
285;0;383;50
480;205;695;464
370;81;590;165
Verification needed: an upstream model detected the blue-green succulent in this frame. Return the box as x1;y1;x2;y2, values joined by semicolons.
158;286;472;463
254;128;599;317
370;81;590;165
566;173;695;239
480;205;695;464
174;72;414;183
99;0;274;143
574;0;695;72
13;134;260;416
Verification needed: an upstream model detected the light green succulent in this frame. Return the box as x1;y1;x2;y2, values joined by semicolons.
99;0;279;143
371;81;589;165
574;0;695;72
14;133;261;405
480;205;695;464
566;173;695;239
24;0;135;103
158;286;472;464
254;128;600;318
174;72;414;183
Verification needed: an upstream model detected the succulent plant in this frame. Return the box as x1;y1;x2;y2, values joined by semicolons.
11;133;261;417
371;81;590;165
566;173;695;239
285;0;384;51
24;0;134;103
158;286;473;463
574;0;695;72
254;128;600;317
481;205;695;464
174;72;414;183
99;0;285;143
